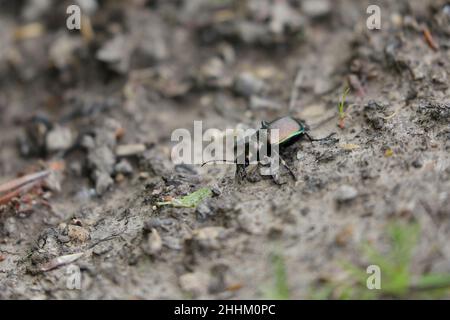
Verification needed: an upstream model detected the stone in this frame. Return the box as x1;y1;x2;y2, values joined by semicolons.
45;125;73;152
334;185;358;202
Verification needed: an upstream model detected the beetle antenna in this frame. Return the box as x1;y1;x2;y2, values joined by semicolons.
201;159;236;167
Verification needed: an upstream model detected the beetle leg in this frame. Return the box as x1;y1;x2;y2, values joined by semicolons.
270;150;297;181
235;164;247;183
305;132;336;143
279;156;297;181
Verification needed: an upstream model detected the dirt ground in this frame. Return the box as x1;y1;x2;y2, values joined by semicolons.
0;0;449;299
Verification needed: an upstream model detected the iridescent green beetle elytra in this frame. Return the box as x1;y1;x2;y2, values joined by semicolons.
261;116;308;146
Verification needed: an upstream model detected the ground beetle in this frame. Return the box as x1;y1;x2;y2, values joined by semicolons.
203;116;335;183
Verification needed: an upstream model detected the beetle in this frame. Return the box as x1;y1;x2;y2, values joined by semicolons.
202;116;336;183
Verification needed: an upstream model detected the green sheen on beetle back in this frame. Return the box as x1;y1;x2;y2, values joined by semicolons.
268;117;305;145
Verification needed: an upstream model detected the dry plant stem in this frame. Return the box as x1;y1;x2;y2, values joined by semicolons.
0;170;50;194
422;26;439;51
0;170;50;205
0;179;43;205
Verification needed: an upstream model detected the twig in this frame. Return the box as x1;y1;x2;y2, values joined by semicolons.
422;25;439;51
0;170;50;205
0;170;50;195
0;180;42;205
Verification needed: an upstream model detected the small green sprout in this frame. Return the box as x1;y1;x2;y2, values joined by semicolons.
338;87;350;129
311;222;450;299
156;187;212;208
263;251;290;300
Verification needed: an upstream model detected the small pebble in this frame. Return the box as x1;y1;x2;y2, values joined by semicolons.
249;95;282;110
196;202;212;220
116;144;146;157
211;186;221;196
334;185;358;202
67;225;90;243
179;272;210;298
411;158;423;168
95;172;114;195
45;125;73;152
146;228;162;255
115;159;133;175
234;73;266;97
302;0;331;18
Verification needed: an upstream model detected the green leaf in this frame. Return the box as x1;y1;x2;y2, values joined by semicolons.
156;187;212;208
338;87;350;117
